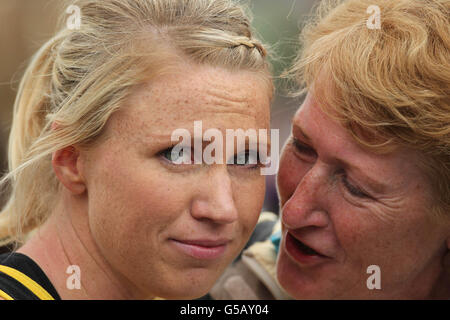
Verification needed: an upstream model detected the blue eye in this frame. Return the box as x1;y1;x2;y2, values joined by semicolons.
160;146;192;164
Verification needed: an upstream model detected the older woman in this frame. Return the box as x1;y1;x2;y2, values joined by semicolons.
0;0;272;300
211;0;449;300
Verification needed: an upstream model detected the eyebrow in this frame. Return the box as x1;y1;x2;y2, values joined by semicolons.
292;122;312;142
292;123;388;194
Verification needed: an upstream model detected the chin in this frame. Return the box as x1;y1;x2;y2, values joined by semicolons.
159;284;212;300
155;269;219;300
276;255;331;300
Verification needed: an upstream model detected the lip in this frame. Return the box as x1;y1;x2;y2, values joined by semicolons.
283;231;331;267
169;238;230;260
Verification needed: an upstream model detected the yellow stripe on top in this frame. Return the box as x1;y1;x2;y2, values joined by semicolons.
0;265;54;300
0;288;14;300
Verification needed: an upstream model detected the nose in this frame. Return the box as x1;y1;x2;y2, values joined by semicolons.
190;166;239;225
281;163;330;230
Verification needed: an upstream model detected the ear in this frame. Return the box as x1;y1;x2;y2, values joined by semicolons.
52;146;86;195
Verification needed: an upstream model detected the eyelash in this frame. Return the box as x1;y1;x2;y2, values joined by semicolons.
230;150;263;170
291;138;317;158
159;146;263;169
340;173;369;198
158;146;194;164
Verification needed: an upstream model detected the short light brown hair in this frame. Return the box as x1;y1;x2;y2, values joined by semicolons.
290;0;450;217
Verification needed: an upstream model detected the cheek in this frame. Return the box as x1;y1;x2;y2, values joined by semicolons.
232;175;266;234
329;198;442;286
326;196;390;268
86;154;190;253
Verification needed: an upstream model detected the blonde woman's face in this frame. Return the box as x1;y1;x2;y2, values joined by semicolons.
276;92;449;299
80;64;270;299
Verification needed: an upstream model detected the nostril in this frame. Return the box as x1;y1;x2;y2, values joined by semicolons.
281;202;329;230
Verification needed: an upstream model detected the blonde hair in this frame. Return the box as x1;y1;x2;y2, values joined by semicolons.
0;0;271;246
290;0;450;217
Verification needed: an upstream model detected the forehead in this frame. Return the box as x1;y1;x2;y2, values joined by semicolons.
113;63;271;137
293;93;353;151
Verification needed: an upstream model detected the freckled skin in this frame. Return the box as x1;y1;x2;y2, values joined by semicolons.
276;91;449;299
80;63;271;299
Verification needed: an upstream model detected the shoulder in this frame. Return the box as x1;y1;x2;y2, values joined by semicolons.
0;252;60;300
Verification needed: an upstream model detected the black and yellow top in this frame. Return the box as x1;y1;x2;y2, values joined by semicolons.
0;252;61;300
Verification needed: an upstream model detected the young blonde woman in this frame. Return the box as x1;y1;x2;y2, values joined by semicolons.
0;0;273;300
211;0;450;300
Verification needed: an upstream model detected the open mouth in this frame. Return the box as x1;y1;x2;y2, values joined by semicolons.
291;236;321;256
289;233;324;256
285;232;329;265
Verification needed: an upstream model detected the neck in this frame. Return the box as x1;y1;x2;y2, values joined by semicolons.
17;194;152;300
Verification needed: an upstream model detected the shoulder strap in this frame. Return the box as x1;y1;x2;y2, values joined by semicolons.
0;288;14;300
0;265;55;300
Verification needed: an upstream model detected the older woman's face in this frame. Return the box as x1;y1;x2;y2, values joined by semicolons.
80;63;270;299
276;92;449;299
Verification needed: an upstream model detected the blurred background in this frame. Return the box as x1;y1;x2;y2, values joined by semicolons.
0;0;318;215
